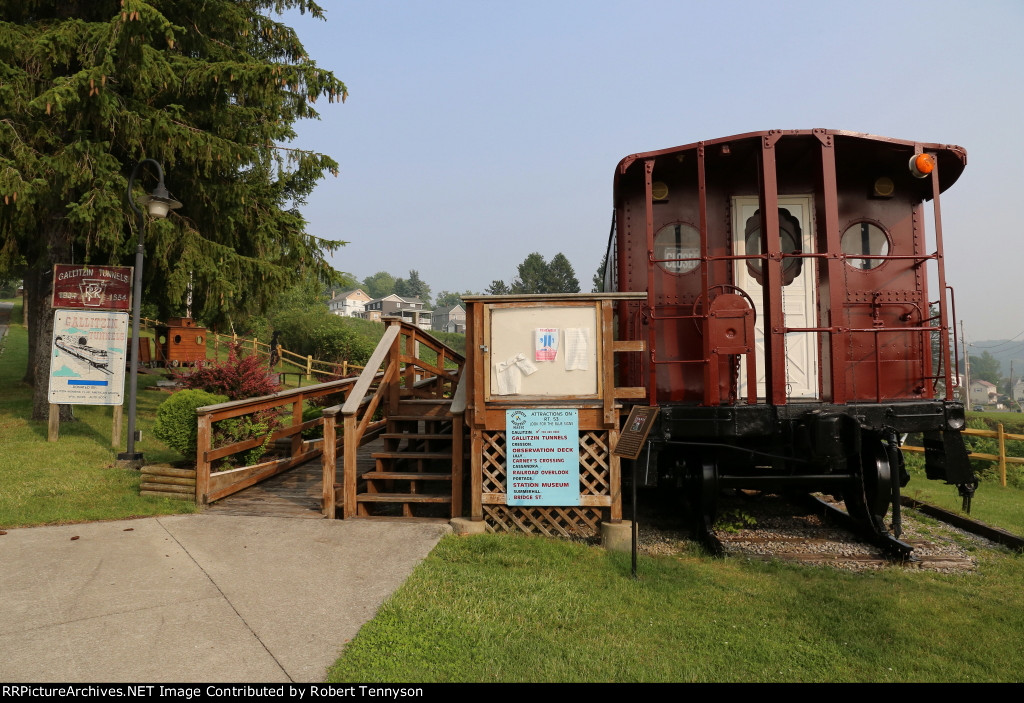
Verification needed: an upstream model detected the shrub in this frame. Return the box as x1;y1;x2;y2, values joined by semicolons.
153;389;228;459
214;414;276;467
171;345;283;468
175;344;281;400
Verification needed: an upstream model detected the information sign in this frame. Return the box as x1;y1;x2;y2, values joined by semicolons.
613;405;660;459
48;309;129;406
506;408;580;506
52;264;132;311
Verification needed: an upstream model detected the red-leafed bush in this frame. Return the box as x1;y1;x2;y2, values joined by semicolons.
175;345;281;400
172;346;283;468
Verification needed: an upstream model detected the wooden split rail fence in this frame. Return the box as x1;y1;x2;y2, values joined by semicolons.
903;424;1024;487
140;316;365;382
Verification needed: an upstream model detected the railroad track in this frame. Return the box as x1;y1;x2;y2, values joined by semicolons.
690;490;1021;572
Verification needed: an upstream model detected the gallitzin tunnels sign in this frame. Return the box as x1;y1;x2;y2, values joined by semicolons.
52;264;132;311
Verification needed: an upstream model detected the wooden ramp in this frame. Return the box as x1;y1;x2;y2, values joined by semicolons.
203;438;382;519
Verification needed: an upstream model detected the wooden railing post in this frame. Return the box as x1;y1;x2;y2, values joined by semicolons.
291;396;303;457
322;409;337;518
998;423;1007;487
196;412;212;503
306;355;313;382
343;414;358;518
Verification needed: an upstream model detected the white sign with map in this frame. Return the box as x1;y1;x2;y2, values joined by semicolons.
48;309;129;406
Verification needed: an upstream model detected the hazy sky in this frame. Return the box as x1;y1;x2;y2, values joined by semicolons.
285;0;1023;350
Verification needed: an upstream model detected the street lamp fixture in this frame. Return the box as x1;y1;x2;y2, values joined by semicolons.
117;159;182;466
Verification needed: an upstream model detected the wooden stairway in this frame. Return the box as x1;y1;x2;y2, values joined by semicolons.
353;398;460;520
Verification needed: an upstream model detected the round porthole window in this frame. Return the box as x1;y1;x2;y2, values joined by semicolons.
653;223;701;273
173;334;182;344
841;221;890;270
744;208;803;285
196;335;204;345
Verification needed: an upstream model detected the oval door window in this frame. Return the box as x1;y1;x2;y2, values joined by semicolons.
653;223;701;274
841;221;890;270
744;208;803;285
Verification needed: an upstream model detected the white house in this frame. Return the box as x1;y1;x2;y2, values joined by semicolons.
328;289;371;318
968;379;997;406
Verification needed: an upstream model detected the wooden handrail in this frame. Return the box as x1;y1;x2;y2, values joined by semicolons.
193;376;360;503
321;318;467;518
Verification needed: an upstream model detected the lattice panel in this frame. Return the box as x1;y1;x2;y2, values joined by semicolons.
480;430;612;537
481;431;507;494
481;431;611;496
483;505;605;538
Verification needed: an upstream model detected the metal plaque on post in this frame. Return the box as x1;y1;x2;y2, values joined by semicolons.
613;405;659;460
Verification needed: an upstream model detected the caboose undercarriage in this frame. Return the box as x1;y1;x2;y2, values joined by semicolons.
645;400;975;544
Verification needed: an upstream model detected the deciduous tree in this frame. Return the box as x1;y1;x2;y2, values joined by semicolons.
0;1;348;418
362;271;397;300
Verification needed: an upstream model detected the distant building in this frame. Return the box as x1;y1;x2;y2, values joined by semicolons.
969;379;997;406
363;294;432;330
328;289;371;318
431;304;466;334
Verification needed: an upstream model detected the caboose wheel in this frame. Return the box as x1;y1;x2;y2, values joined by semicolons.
844;437;893;533
684;454;720;525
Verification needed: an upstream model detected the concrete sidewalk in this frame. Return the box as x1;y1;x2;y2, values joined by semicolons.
0;514;450;682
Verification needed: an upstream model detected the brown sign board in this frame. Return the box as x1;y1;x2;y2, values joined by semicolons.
612;405;659;460
52;264;132;311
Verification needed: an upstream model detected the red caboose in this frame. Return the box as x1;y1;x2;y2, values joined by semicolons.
606;129;975;545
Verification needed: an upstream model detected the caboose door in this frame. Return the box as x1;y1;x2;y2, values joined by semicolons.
732;195;818;400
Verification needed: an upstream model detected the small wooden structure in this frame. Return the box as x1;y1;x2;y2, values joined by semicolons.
460;293;646;537
155;317;208;366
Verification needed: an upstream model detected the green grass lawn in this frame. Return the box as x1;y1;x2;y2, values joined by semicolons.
328;533;1024;683
6;297;1024;682
0;299;197;528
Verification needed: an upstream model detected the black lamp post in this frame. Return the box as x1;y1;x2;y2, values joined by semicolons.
117;159;181;465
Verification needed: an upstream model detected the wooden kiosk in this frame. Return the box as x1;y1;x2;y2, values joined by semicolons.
460;293;646;537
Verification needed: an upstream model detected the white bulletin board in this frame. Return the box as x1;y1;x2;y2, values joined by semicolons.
487;304;600;399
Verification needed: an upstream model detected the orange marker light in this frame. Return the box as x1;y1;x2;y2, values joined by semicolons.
909;153;936;178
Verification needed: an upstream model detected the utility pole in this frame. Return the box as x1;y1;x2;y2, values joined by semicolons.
962;321;971;408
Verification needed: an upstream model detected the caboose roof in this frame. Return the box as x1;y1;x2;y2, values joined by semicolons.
614;129;967;200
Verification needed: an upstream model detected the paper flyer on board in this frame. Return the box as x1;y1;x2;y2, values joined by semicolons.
535;328;558;361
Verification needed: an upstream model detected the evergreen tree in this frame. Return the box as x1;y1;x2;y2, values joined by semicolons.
508;252;580;294
485;280;510;295
592;252;608;292
394;269;431;306
0;1;348;419
510;252;549;294
545;253;580;293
